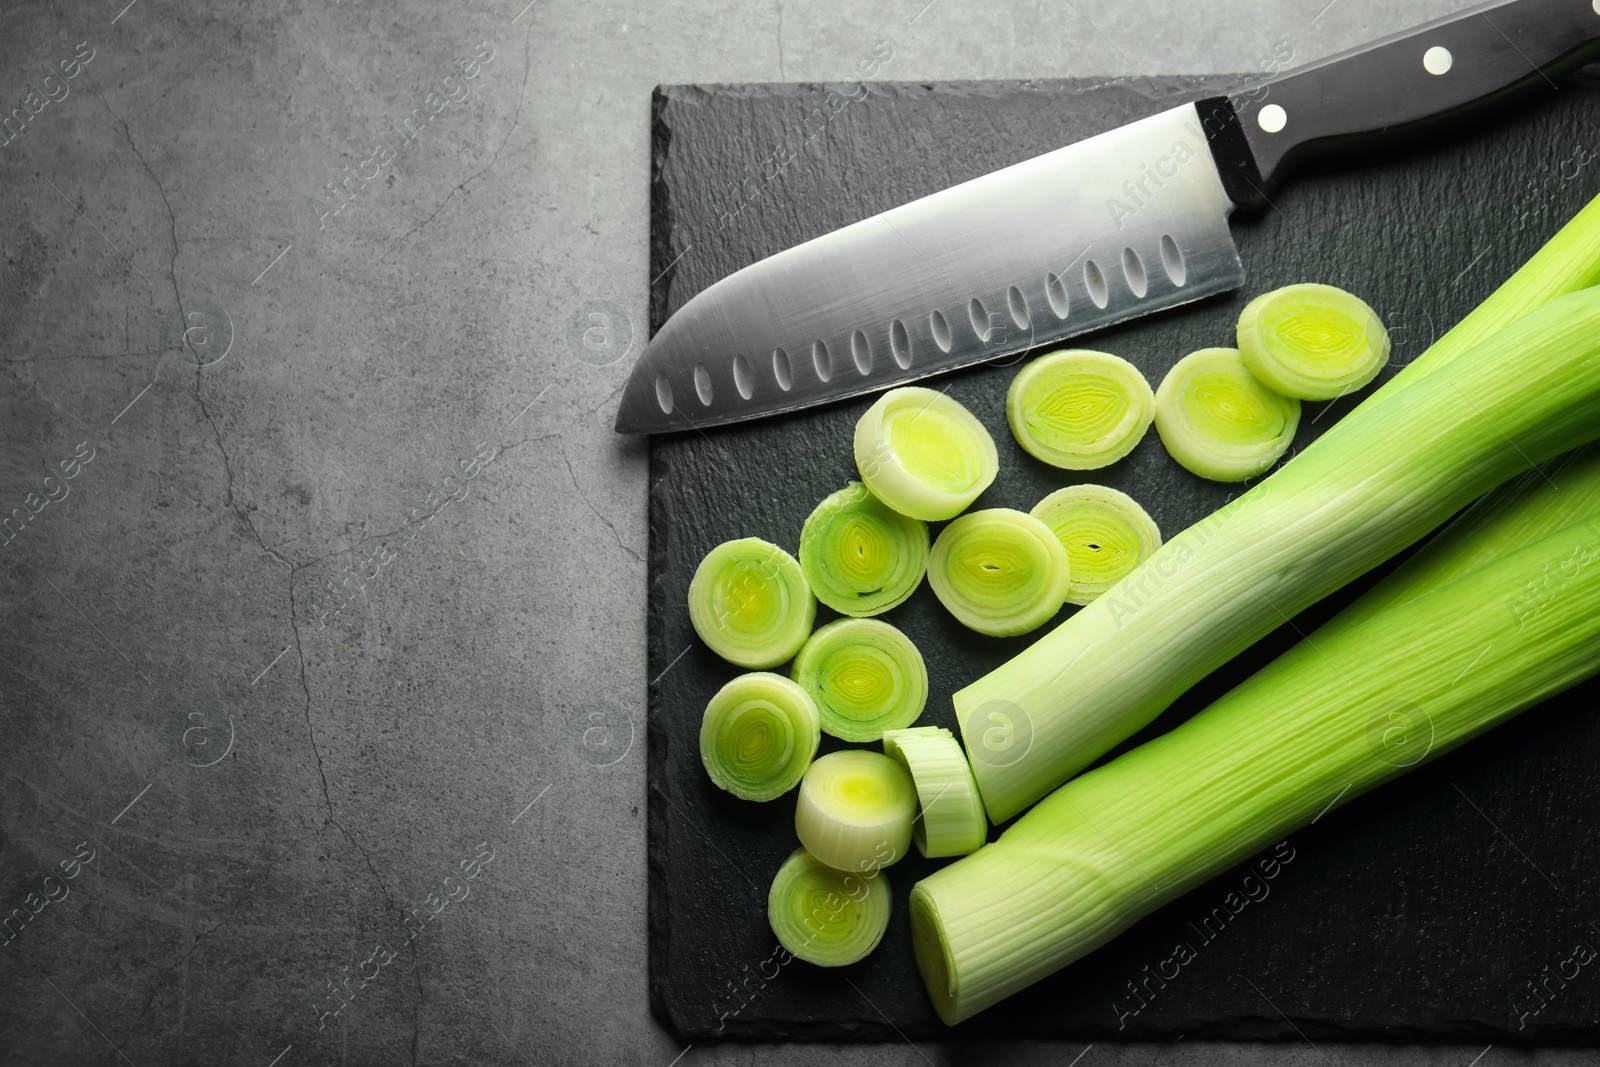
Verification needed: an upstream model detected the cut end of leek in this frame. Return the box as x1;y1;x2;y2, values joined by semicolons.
882;726;988;858
1005;349;1155;470
927;508;1071;637
768;847;891;967
1154;347;1301;482
909;885;960;1023
799;482;930;617
699;672;820;801
792;618;928;742
688;537;816;668
854;387;999;521
1030;485;1163;605
1237;283;1391;401
795;749;917;871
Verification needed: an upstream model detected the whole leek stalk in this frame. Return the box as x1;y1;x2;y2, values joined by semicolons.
914;485;1600;1024
956;283;1600;822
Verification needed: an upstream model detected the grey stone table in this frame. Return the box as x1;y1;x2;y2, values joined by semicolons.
0;0;1591;1063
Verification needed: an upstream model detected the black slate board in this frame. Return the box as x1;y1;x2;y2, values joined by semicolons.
645;74;1600;1043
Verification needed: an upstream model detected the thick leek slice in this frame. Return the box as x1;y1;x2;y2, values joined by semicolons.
1153;347;1300;482
882;727;987;858
1236;283;1391;400
1005;349;1155;470
699;673;820;801
791;618;928;742
794;750;917;872
688;537;815;669
1030;485;1162;606
854;387;999;521
767;847;891;966
799;482;930;617
927;508;1070;637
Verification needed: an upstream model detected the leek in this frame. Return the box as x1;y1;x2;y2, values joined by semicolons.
1153;347;1300;482
794;750;917;871
854;387;999;521
791;618;928;742
699;672;820;802
913;491;1600;1025
1235;283;1390;400
1030;485;1162;605
688;537;815;669
957;284;1600;823
768;847;891;966
927;508;1070;638
798;482;929;617
882;726;987;858
1005;349;1155;470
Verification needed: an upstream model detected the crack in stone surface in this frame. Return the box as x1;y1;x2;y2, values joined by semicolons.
557;436;643;564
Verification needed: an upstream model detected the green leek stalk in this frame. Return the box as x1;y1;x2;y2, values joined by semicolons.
913;492;1600;1024
956;284;1600;822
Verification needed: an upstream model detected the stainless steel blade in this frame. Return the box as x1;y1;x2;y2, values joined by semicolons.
616;102;1244;435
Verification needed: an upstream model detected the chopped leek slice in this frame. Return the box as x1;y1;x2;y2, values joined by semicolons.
1153;347;1300;482
882;726;987;858
799;482;930;617
927;508;1070;637
791;618;928;742
1236;283;1390;401
854;387;999;521
794;750;917;872
688;537;815;669
699;672;820;801
1030;485;1162;606
1005;349;1155;470
768;847;891;966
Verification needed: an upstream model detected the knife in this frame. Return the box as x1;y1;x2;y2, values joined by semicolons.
615;0;1600;435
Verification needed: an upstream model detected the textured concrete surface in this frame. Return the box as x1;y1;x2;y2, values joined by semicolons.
0;0;1593;1063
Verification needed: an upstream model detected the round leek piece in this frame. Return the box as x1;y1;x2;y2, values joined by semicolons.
926;508;1071;637
699;672;820;801
767;847;892;966
853;387;999;521
688;537;815;668
1154;347;1301;482
1030;485;1163;606
1237;283;1391;400
882;727;987;858
791;618;928;742
799;482;930;617
1005;349;1155;470
794;750;917;872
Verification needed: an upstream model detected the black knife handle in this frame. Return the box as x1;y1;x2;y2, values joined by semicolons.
1200;0;1600;210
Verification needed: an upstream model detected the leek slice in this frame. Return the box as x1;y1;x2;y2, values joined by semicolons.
927;508;1070;637
1236;283;1391;400
882;726;987;858
1153;347;1300;482
791;618;928;742
854;387;999;521
767;847;891;966
688;537;815;669
1005;349;1155;470
799;482;930;617
1030;485;1162;606
698;672;820;801
794;749;917;871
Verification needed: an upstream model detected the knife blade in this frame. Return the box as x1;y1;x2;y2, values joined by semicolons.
616;0;1600;435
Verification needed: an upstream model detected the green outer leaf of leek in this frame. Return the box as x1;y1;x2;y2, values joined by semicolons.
1236;283;1391;400
688;537;816;669
927;508;1071;638
699;672;820;802
1153;347;1300;482
882;726;987;858
791;618;928;742
799;482;930;617
1005;349;1155;470
1030;485;1162;606
794;749;918;872
854;387;999;521
957;284;1600;823
915;495;1600;1024
768;847;892;967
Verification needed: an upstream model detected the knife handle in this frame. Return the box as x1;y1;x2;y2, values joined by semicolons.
1201;0;1600;210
